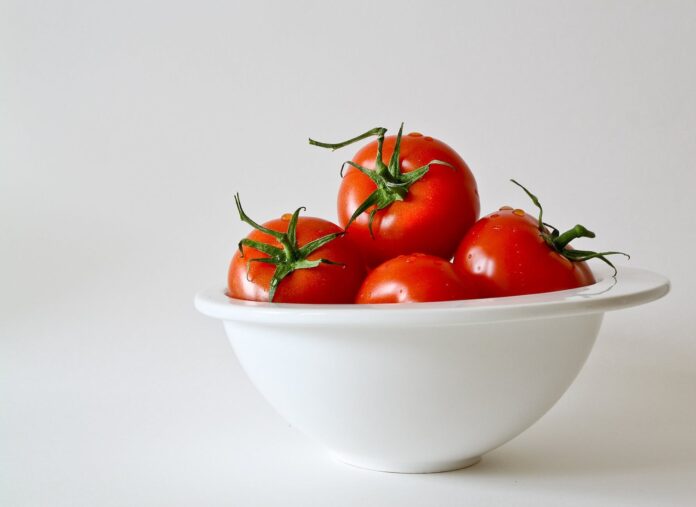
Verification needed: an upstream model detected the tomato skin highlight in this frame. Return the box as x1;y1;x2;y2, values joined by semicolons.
453;209;596;298
339;133;480;267
356;253;479;304
228;217;366;303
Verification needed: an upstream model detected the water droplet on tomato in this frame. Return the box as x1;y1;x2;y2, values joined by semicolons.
467;254;472;259
513;209;525;216
281;213;292;221
490;213;500;218
499;206;513;211
424;136;433;141
408;132;423;137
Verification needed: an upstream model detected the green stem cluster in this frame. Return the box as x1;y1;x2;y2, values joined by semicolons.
511;180;629;275
309;124;452;237
235;194;343;302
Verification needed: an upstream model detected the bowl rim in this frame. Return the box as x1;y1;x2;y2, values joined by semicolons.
194;266;669;325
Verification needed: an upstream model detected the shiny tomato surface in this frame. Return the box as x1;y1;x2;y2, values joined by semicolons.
339;132;479;267
453;208;595;298
356;253;478;304
228;216;366;303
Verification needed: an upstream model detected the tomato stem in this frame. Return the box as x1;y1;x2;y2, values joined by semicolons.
511;179;544;231
308;127;387;151
554;224;595;250
234;194;344;301
310;123;453;237
510;180;630;276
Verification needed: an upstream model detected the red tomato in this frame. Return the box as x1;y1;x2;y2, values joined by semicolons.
453;208;596;297
356;253;478;304
311;126;479;267
228;197;366;303
453;181;627;298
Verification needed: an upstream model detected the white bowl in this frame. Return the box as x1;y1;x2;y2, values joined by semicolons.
195;266;669;473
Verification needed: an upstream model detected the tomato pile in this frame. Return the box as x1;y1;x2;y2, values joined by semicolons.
227;125;627;304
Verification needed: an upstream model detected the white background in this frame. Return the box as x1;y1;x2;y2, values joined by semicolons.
2;1;695;505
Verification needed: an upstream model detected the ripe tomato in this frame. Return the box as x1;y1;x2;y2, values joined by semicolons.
355;253;478;304
453;181;627;298
310;125;479;267
228;196;366;303
453;209;596;297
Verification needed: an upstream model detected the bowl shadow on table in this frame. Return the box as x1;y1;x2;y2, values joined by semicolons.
444;335;696;480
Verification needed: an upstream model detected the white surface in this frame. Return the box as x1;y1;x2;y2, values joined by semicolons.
2;0;695;505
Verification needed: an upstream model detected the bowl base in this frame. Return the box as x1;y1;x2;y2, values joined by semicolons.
330;453;482;474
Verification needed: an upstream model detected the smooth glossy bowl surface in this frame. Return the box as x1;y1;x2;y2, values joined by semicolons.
195;266;668;473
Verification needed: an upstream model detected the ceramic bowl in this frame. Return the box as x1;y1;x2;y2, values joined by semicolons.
195;266;669;473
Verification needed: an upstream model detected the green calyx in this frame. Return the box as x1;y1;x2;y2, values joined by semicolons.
234;194;343;302
309;123;453;237
510;179;630;275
